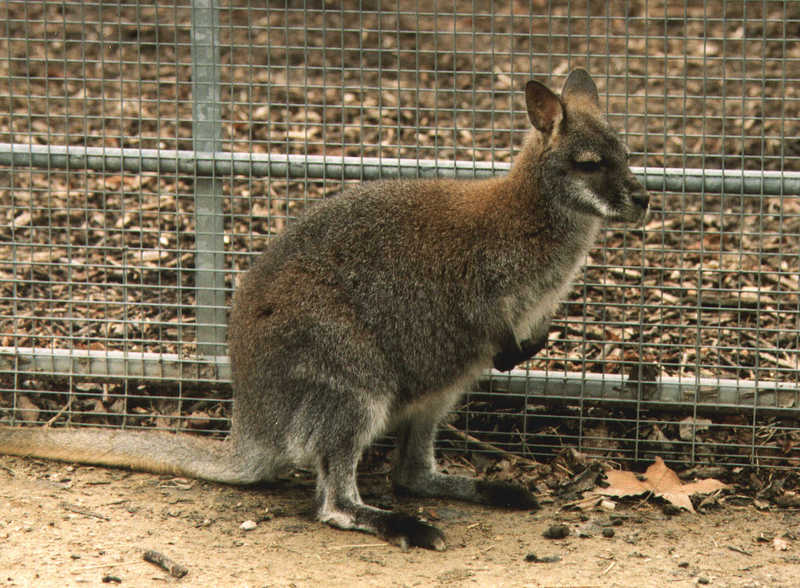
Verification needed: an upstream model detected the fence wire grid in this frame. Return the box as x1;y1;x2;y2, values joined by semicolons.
1;1;799;471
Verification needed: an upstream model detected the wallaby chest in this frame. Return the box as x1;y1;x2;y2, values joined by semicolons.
500;215;601;342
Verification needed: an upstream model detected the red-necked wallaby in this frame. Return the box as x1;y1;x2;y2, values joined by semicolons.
0;69;648;550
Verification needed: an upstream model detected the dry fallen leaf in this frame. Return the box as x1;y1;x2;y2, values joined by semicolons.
678;416;712;441
595;456;727;513
775;490;800;508
15;394;40;423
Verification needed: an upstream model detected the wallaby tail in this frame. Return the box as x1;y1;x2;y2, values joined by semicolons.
0;426;258;485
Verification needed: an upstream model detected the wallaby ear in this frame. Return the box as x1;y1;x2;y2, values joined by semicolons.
525;80;564;136
561;68;599;106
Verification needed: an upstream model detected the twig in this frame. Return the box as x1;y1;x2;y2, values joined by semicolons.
636;491;655;509
443;424;538;466
553;462;573;476
45;397;73;427
599;561;616;575
60;501;110;521
143;549;189;578
728;545;753;556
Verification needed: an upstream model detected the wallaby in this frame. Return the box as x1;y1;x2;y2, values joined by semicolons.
0;69;648;550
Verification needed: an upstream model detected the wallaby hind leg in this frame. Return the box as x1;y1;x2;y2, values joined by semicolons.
314;438;445;551
393;411;539;510
304;385;444;551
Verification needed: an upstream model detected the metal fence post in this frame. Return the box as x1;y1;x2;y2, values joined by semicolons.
191;0;226;357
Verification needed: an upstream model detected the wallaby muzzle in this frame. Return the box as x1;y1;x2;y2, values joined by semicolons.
625;173;650;223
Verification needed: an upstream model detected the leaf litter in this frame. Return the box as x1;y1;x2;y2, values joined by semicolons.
594;456;727;513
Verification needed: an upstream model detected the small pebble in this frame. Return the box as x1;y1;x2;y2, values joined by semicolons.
602;528;615;538
543;524;570;539
697;577;710;585
599;499;616;511
239;520;257;531
678;561;690;568
102;575;122;584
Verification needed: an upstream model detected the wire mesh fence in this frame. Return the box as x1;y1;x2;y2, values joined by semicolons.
1;1;799;470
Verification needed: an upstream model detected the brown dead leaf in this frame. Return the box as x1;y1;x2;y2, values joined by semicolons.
15;395;40;423
775;490;800;508
679;417;712;441
595;456;727;513
185;411;211;430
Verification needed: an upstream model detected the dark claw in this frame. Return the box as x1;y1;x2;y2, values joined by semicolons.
377;511;446;551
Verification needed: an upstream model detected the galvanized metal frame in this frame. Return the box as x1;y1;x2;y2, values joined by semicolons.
1;1;799;469
191;0;226;357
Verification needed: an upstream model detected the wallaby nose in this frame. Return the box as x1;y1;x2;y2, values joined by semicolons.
625;172;649;212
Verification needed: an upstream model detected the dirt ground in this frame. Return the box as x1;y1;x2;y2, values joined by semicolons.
1;454;798;588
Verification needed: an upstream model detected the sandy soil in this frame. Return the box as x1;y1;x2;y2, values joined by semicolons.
1;454;798;587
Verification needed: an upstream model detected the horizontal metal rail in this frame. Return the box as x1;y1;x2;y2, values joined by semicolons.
3;347;799;417
0;347;228;384
1;142;798;195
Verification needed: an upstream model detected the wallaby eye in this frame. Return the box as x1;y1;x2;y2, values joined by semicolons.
573;150;603;172
574;160;601;173
573;159;603;173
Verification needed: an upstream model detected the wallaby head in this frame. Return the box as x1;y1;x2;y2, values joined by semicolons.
522;68;649;224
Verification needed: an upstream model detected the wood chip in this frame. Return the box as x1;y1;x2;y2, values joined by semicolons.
143;549;189;578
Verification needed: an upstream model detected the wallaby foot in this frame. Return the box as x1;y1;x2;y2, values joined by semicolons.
395;470;538;510
318;501;445;551
393;417;539;510
474;479;539;509
376;511;445;551
313;427;447;550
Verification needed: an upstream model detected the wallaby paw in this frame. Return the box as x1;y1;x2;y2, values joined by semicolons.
378;511;446;551
492;350;519;372
519;336;547;357
476;480;540;510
